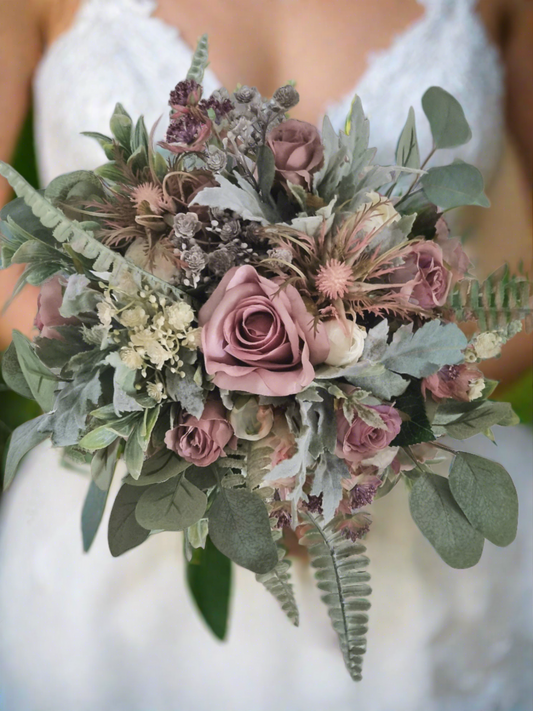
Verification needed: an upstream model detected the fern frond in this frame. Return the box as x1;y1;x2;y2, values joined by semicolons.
255;529;299;626
299;513;371;682
186;34;209;83
245;441;274;492
0;161;188;302
447;266;533;333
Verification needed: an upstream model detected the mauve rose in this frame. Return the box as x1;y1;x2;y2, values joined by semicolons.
422;364;484;402
164;399;236;468
266;119;324;189
34;275;76;340
199;266;329;396
395;241;452;309
336;405;402;465
435;218;470;285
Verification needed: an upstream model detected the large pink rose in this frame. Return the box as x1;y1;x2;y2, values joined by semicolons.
34;275;76;340
336;405;402;465
395;241;452;309
198;266;329;396
164;399;236;468
266;119;324;189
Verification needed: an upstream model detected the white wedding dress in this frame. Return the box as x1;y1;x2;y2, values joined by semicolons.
1;1;532;710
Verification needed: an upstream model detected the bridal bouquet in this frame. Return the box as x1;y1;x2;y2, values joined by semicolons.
1;37;531;682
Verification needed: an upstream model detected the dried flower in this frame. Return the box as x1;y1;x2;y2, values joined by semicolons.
119;306;148;329
169;79;202;107
219;219;241;242
181;245;207;273
96;301;115;327
315;259;355;300
120;347;144;370
204;146;227;172
272;85;300;110
207;248;235;276
130;183;165;214
174;212;201;239
234;85;258;104
166;301;195;330
147;381;165;403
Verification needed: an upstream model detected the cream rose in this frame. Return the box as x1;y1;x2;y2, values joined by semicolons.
229;397;274;441
324;319;367;367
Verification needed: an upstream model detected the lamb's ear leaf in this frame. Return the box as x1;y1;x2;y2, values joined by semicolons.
3;414;51;490
186;535;232;640
410;473;484;568
449;452;518;547
108;484;150;557
186;34;209;83
422;86;472;149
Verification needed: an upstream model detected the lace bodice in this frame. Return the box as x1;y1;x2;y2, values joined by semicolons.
33;0;505;186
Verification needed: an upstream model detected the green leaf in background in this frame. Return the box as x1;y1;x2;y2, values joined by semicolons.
11;330;58;412
422;86;472;149
395;107;420;169
432;399;519;439
208;488;278;574
91;438;121;490
392;380;435;446
449;452;518;547
186;535;232;640
3;414;50;490
421;163;490;210
1;341;33;399
108;484;150;557
410;473;484;568
135;474;207;531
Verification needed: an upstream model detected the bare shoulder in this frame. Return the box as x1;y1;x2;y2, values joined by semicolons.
477;0;530;47
24;0;82;48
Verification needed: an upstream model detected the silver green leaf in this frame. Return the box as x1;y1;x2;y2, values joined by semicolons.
135;474;207;531
208;487;278;574
3;414;50;490
381;321;468;378
422;86;472;149
421;163;490;210
1;340;33;399
124;449;190;487
449;452;518;547
395;107;420;169
410;473;484;568
300;513;371;682
166;365;206;418
256;530;299;626
108;484;150;557
311;451;350;522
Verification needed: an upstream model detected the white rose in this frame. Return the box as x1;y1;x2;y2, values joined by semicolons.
355;191;400;233
472;332;503;360
468;377;485;401
229;398;274;441
324;319;367;367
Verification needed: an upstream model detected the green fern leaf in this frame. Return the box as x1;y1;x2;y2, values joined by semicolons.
245;440;274;492
447;266;533;332
300;513;371;682
0;161;188;301
256;529;299;626
186;34;209;83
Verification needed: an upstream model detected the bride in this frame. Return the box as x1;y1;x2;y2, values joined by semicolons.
0;1;531;709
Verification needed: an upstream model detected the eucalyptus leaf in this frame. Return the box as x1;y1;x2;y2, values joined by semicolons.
392;380;435;446
422;86;472;149
78;424;120;451
108;484;150;557
208;488;278;574
124;423;145;479
421;163;490;210
186;535;232;640
449;452;518;547
81;477;112;553
395;107;420;169
124;449;190;487
3;415;50;490
136;474;207;531
91;438;121;491
432;399;519;440
410;473;484;568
